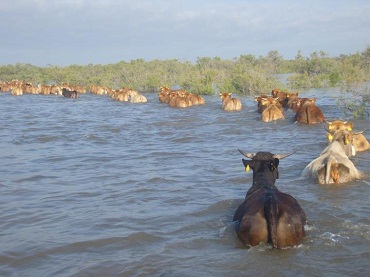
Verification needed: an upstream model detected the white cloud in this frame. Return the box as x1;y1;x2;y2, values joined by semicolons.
1;0;369;65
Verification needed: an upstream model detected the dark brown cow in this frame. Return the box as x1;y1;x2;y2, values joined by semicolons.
288;97;315;113
271;89;289;108
286;92;300;110
62;88;78;98
234;150;306;249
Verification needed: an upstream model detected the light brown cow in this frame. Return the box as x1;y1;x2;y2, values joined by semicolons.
326;120;370;152
255;95;271;113
168;91;192;108
261;97;285;122
11;83;23;96
184;92;205;105
158;87;191;106
111;89;129;102
219;92;242;111
50;85;63;95
30;84;41;94
90;85;108;95
40;85;52;95
326;120;353;132
128;89;147;103
158;88;171;104
0;82;10;92
21;82;33;94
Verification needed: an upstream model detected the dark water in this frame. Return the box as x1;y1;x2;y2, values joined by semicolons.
0;90;369;276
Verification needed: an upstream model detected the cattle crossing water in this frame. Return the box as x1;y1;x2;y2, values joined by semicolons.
0;89;369;276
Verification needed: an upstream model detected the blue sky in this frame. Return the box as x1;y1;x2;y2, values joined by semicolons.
1;0;369;66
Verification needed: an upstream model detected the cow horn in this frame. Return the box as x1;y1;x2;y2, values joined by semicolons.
273;152;295;159
324;125;335;134
238;149;255;158
353;129;366;135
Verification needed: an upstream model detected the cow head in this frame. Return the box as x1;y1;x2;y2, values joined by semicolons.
326;129;356;157
219;92;232;101
326;120;353;132
238;150;294;182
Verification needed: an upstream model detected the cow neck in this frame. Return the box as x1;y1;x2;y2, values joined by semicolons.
247;161;279;196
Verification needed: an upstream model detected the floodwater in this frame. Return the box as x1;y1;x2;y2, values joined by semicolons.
0;89;369;276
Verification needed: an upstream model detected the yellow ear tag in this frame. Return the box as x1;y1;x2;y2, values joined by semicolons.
345;138;350;145
328;134;333;141
245;165;250;172
347;127;352;131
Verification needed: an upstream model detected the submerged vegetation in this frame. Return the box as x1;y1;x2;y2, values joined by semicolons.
1;47;369;117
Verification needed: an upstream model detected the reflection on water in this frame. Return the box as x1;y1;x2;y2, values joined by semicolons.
0;90;369;276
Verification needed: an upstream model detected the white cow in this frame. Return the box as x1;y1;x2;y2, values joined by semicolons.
303;132;361;184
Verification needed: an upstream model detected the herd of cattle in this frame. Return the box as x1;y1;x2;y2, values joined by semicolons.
234;89;369;249
1;79;369;186
253;88;369;183
2;79;369;249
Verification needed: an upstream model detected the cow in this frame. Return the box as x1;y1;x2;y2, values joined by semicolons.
30;84;41;94
40;85;52;95
111;89;129;102
294;98;325;124
90;85;108;95
184;92;205;105
11;83;23;96
326;120;353;132
303;131;361;184
50;85;63;95
271;89;289;108
168;91;192;108
254;95;269;113
286;93;300;110
71;85;86;94
158;88;171;104
62;88;78;98
0;82;10;92
128;90;147;103
260;97;285;122
325;130;356;157
289;97;316;113
326;120;370;152
255;96;282;113
234;150;306;249
219;92;242;111
21;82;33;94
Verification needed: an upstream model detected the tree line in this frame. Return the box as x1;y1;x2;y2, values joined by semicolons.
1;47;369;96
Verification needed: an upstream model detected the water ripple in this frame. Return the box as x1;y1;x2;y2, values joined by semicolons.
0;91;369;276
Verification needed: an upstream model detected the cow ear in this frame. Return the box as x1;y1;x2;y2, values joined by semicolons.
242;159;252;172
326;132;334;142
346;122;353;131
269;158;279;171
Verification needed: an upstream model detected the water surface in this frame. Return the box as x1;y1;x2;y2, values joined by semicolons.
0;90;369;276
